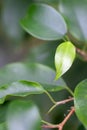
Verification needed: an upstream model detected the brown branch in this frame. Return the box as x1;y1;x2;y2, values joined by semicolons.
42;124;57;129
76;48;87;61
56;98;74;106
42;107;75;130
58;107;75;130
48;97;74;113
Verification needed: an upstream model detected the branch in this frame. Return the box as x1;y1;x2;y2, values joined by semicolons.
56;97;74;105
76;48;87;61
42;107;75;130
48;97;74;113
58;107;75;130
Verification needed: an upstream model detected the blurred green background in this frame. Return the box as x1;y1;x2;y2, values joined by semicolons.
0;0;87;130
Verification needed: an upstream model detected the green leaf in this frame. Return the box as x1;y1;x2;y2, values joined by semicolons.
21;4;67;40
0;103;9;123
59;0;87;42
77;124;85;130
55;41;76;80
6;100;41;130
0;81;44;104
0;63;66;92
0;123;7;130
74;79;87;129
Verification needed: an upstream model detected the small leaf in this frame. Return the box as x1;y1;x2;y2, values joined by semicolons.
74;79;87;129
6;100;41;130
21;3;67;40
0;63;66;92
0;80;45;104
59;0;87;42
55;41;76;80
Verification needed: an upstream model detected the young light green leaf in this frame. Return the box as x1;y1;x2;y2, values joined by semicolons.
74;79;87;129
20;4;67;40
0;63;66;92
59;0;87;42
0;80;45;104
6;100;41;130
55;41;76;80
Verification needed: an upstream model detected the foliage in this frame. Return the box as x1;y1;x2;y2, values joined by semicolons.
0;0;87;130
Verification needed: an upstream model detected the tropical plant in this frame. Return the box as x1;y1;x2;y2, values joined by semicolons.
0;0;87;130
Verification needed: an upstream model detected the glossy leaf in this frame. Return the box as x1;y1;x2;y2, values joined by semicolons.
74;79;87;128
6;100;41;130
59;0;87;42
0;80;44;104
55;41;76;80
21;4;67;40
0;63;66;92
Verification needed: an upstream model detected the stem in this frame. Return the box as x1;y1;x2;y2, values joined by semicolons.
76;47;87;61
42;124;57;129
56;97;74;105
42;107;75;130
48;97;74;113
41;120;54;126
65;86;74;96
58;107;75;130
45;90;56;104
42;120;58;129
63;37;67;42
64;35;70;42
48;103;57;113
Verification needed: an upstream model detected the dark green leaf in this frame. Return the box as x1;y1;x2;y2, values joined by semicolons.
0;63;66;92
0;81;44;104
6;100;41;130
74;79;87;129
0;103;9;123
55;41;76;80
21;4;67;40
59;0;87;42
77;124;85;130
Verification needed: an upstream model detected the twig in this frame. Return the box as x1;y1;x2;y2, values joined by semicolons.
42;107;75;130
45;91;56;104
76;48;87;61
56;97;74;105
48;97;74;113
57;107;75;130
